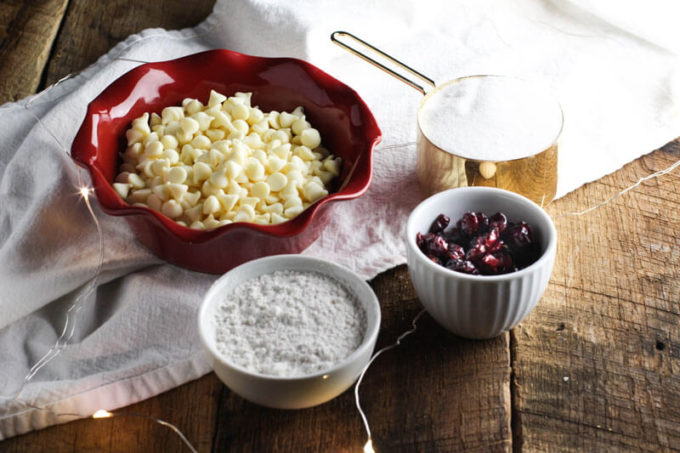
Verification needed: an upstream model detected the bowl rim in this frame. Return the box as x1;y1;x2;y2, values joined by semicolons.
71;48;382;244
406;187;557;281
197;254;381;381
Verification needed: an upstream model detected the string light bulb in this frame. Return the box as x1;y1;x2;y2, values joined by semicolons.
88;408;197;452
79;186;92;200
363;438;375;453
92;409;113;419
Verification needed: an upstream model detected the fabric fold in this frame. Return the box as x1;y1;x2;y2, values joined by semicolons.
1;0;679;439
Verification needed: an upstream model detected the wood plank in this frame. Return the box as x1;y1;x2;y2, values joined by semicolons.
0;0;68;103
0;374;223;452
512;139;680;451
43;0;216;85
212;265;513;452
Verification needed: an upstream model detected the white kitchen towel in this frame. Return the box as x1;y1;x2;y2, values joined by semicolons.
1;0;679;439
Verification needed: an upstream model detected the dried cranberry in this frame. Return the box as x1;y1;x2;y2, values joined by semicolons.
489;212;508;233
444;227;466;246
457;212;480;237
425;234;449;257
416;232;426;250
465;238;486;262
429;214;450;234
444;244;465;266
448;242;465;260
503;221;533;252
475;212;489;232
481;226;504;252
447;259;479;274
479;252;514;275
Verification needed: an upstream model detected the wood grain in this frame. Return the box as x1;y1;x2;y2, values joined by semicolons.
0;0;68;103
212;265;513;453
0;374;223;452
512;139;680;452
43;0;215;84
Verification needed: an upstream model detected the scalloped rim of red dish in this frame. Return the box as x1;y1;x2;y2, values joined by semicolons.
72;49;382;244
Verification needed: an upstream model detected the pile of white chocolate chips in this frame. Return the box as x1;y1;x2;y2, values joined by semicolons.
113;90;342;229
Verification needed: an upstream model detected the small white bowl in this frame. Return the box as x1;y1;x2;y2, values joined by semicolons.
406;187;557;339
198;255;381;409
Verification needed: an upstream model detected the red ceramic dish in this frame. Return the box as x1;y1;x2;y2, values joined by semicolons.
71;49;381;273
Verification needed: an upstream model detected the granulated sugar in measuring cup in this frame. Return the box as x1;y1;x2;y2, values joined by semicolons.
332;32;563;206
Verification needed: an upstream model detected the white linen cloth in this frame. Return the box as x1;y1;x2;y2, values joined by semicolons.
1;0;679;439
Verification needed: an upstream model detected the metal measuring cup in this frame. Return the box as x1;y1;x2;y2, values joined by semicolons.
331;31;562;206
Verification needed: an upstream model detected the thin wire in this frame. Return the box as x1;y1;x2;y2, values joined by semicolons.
0;106;106;401
559;157;680;217
17;403;198;453
21;175;104;385
354;309;426;441
1;54;151;399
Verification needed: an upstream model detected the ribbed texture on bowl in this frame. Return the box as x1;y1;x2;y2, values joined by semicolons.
407;245;554;339
406;187;557;339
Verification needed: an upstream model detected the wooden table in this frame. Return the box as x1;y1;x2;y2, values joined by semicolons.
2;1;679;451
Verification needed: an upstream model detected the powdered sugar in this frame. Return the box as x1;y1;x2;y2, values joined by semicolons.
214;270;366;377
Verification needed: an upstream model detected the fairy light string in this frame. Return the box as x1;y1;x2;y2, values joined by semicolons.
4;54;680;452
354;309;426;453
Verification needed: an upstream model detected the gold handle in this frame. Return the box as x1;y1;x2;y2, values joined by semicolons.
330;31;436;95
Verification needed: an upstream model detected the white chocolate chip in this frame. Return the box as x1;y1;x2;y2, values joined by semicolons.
303;181;328;203
244;158;265;181
167;166;187;184
284;205;304;218
191;135;212;150
251;181;271;199
162;106;184;124
278;111;296;128
291;118;311;136
180;117;200;136
300;128;321;149
217;193;239;212
190;220;206;230
113;183;130;199
267;172;288;192
203;195;221;215
208;90;227;108
147;193;163;211
161;199;183;219
271;213;287;224
128;173;146;189
210;171;229;189
193;162;212;183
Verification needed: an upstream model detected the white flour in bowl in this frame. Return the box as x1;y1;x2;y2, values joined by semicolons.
214;270;366;377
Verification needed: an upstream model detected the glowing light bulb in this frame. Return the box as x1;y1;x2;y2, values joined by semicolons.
363;439;375;453
92;409;113;419
79;186;91;200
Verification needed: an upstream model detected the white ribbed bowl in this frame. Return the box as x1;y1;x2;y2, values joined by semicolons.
406;187;556;339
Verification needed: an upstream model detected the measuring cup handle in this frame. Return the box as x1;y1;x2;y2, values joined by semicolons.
330;31;436;95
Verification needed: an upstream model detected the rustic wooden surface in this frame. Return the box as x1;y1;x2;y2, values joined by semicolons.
515;141;680;452
1;1;679;452
0;0;68;102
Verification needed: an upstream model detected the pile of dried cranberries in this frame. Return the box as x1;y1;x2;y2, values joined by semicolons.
416;211;541;275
